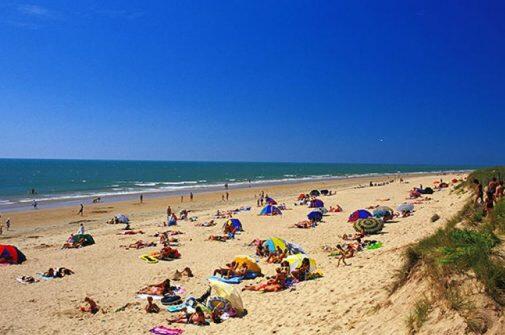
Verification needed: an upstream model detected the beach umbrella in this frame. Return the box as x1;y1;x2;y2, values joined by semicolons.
259;205;282;216
353;217;384;234
397;203;414;213
310;190;320;197
307;210;323;222
224;218;243;231
0;245;26;264
373;206;394;218
285;254;317;273
263;237;288;253
309;199;324;208
233;255;262;274
72;234;95;246
348;209;372;222
208;279;245;315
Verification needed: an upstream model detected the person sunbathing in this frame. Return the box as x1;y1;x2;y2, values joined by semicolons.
266;247;287;263
255;243;268;257
196;220;216;227
138;279;175;296
158;247;181;260
291;258;311;281
329;205;343;212
342;228;366;241
123;240;156;250
213;261;238;278
168;306;207;325
56;267;74;277
293;220;313;229
242;267;287;292
80;297;99;314
208;235;229;242
145;296;160;313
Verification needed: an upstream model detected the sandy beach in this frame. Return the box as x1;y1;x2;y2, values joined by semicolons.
0;173;469;334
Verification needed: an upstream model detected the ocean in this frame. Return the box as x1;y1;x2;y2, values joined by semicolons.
0;159;474;211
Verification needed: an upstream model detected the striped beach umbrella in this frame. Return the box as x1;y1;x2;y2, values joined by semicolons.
353;217;384;234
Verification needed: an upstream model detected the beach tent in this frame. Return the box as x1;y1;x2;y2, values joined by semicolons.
233;255;262;274
307;210;323;222
348;209;372;222
309;199;324;208
353;217;384;234
373;206;394;218
285;254;317;273
224;218;243;231
265;197;277;205
397;203;414;213
259;205;282;216
72;234;95;246
0;245;26;264
115;214;129;224
208;278;245;315
263;237;288;253
310;190;320;197
286;242;306;255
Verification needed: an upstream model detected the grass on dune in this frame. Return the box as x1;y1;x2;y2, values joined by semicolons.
392;167;505;332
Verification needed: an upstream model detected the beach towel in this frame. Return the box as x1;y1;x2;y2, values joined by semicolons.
366;242;383;250
166;303;187;313
36;273;54;281
136;294;163;300
149;326;184;335
209;275;243;284
140;255;159;264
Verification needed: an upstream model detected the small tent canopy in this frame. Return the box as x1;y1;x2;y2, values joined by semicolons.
208;279;245;316
285;254;317;273
373;206;394;218
307;210;323;222
0;245;26;264
265;197;277;205
115;214;129;223
263;237;288;253
397;203;414;213
348;209;372;222
72;234;95;246
224;218;243;231
310;190;320;197
259;205;282;216
233;255;262;274
309;199;324;208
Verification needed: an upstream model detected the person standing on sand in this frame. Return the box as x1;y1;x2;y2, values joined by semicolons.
78;204;84;216
190;192;193;201
226;192;229;201
225;183;228;190
140;194;143;204
180;195;184;203
6;218;10;231
473;179;484;205
77;223;85;235
221;194;225;201
32;200;38;209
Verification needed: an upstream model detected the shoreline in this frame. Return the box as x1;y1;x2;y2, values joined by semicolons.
0;169;471;213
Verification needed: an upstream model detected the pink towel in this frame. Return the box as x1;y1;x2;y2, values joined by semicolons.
149;326;184;335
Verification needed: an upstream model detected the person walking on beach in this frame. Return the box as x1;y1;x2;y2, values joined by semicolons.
140;194;143;204
224;183;228;190
167;206;172;216
473;179;484;205
180;195;184;203
190;192;194;201
5;218;10;231
226;192;229;201
32;200;38;209
77;223;85;235
221;194;225;201
78;204;84;216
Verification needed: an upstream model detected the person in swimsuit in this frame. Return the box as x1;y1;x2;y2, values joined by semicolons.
168;306;207;325
80;297;99;314
473;179;484;204
243;267;287;292
145;296;160;313
137;279;175;296
291;258;310;281
336;244;354;267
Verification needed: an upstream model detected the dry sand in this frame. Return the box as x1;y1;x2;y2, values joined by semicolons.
0;173;469;334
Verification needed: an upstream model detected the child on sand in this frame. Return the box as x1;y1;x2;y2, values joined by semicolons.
80;297;99;314
145;296;160;313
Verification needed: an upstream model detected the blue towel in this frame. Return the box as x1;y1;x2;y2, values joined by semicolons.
208;275;243;284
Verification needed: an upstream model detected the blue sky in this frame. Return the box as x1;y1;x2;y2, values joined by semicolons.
0;1;504;165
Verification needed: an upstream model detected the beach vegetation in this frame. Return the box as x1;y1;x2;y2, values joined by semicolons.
393;167;505;332
406;297;432;333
